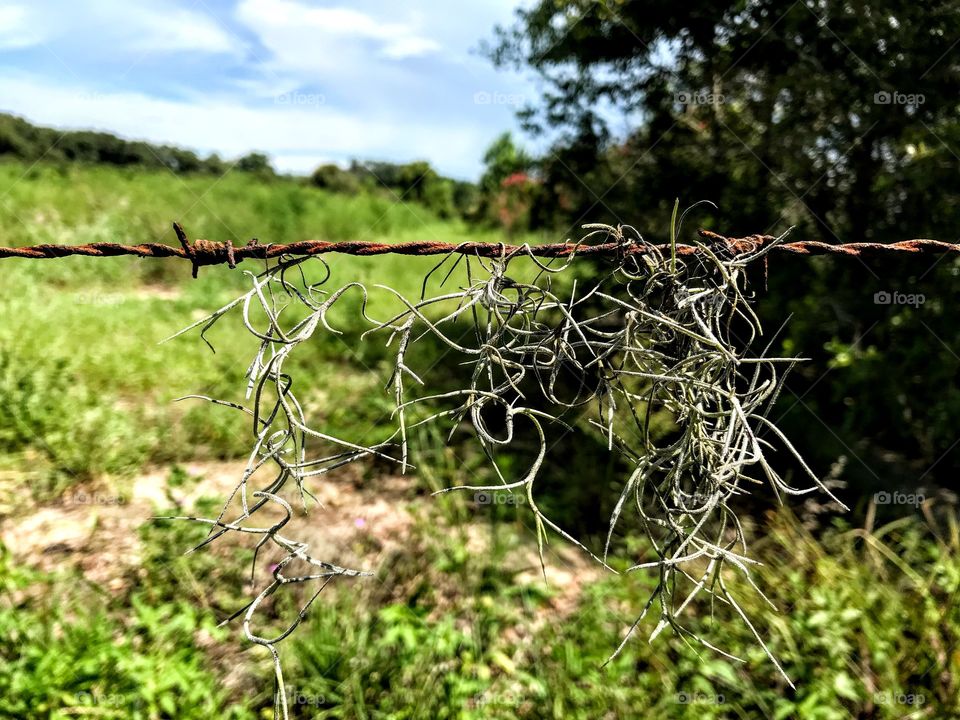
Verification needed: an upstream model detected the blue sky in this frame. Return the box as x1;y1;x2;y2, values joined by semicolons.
0;0;537;179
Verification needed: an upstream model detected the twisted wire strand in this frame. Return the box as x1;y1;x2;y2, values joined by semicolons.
1;223;957;278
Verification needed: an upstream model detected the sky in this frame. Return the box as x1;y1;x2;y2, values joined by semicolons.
0;0;537;179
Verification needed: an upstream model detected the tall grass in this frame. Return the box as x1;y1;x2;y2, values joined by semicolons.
0;161;543;497
1;498;955;719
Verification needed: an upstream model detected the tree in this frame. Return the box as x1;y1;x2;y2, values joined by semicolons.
479;132;533;194
490;0;960;240
310;163;361;194
477;132;537;229
236;152;274;176
489;0;960;486
202;153;228;175
353;159;460;218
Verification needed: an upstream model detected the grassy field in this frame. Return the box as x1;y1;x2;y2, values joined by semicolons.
0;161;957;719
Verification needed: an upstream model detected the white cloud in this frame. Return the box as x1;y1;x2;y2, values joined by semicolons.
381;35;440;60
237;0;441;76
115;5;238;55
0;1;239;56
0;5;45;49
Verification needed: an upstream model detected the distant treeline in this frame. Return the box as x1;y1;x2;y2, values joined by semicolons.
310;160;480;220
0;112;488;221
0;112;273;176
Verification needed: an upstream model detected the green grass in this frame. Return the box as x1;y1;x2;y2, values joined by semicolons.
0;161;550;498
0;543;256;720
0;161;957;719
1;505;956;719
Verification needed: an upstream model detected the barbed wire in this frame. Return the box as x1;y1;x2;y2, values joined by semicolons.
0;222;957;278
6;216;952;716
142;218;863;715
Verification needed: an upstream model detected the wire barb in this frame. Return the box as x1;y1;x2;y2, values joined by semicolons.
173;222;255;277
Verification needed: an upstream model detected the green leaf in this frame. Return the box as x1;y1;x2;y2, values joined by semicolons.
833;672;860;701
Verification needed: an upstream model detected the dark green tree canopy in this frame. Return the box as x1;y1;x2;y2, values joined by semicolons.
488;0;960;492
490;0;960;242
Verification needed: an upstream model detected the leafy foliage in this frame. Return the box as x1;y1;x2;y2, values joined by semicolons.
487;0;960;488
0;548;252;720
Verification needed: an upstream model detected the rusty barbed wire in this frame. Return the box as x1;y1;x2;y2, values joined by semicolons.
0;222;957;278
6;213;914;714
156;219;851;715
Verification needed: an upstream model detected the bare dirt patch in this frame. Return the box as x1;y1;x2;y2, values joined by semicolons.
0;462;415;592
1;462;602;618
